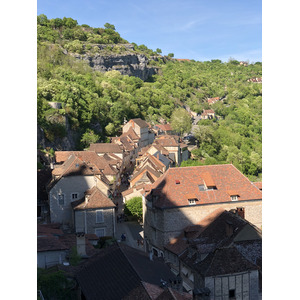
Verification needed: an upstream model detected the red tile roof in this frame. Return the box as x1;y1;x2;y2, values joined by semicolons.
146;164;262;208
72;186;115;210
252;182;262;190
154;136;179;147
89;143;123;153
155;123;173;131
129;118;149;128
52;155;100;177
55;151;118;176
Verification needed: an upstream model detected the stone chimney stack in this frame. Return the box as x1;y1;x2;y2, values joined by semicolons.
76;232;86;256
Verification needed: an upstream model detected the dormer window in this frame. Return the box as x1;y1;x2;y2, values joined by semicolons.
175;180;180;185
227;190;239;201
188;198;197;205
231;195;239;201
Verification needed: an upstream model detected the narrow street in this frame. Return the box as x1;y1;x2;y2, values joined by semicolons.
113;169;145;252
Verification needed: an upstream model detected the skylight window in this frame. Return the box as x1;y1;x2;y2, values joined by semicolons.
198;184;206;191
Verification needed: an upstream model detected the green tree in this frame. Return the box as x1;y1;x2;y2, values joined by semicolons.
167;53;174;58
194;125;214;145
37;14;48;26
170;108;192;136
124;197;143;220
104;23;116;30
80;129;99;148
63;17;78;28
37;269;76;299
105;122;116;136
156;48;162;54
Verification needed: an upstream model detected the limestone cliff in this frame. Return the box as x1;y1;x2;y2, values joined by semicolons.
68;44;161;81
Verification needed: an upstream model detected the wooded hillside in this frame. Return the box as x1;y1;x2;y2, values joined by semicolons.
37;15;262;180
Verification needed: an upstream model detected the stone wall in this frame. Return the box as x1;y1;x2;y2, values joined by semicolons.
144;200;262;251
49;175;103;224
204;270;259;300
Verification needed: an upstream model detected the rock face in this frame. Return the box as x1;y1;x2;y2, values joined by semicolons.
71;45;159;81
37;124;79;151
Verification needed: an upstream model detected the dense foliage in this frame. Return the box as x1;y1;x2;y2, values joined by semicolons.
124;197;143;220
37;268;76;299
37;15;262;180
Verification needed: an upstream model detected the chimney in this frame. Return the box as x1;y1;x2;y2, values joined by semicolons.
76;232;86;256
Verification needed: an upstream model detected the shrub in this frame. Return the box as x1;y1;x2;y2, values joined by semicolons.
124;197;143;221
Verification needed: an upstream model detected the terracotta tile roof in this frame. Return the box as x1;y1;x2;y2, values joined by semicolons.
89;143;123;153
154;136;179;147
58;233;97;257
72;186;115;210
55;151;74;164
37;230;96;256
118;136;135;152
252;181;262;190
151;143;169;155
122;126;140;141
147;164;262;208
37;224;64;236
137;153;165;173
207;97;220;104
131;165;162;187
55;151;118;176
138;145;152;156
37;236;69;252
52;154;100;177
155;123;173;131
130;118;149;128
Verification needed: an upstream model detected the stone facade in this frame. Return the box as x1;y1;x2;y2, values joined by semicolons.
202;271;259;300
74;208;115;237
49;175;109;225
37;250;67;269
144;200;262;252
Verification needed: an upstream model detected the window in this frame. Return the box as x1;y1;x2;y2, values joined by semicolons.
188;199;196;205
231;195;238;201
71;193;79;200
207;185;217;190
58;194;64;205
229;289;235;298
95;228;105;237
96;210;104;223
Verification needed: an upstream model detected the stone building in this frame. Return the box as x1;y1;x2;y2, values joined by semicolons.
143;164;262;256
164;208;262;297
72;186;116;237
123;118;155;148
48;154;111;226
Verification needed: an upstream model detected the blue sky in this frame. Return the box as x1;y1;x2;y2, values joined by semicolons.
37;0;262;62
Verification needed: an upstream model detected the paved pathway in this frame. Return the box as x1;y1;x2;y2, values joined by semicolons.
113;179;145;252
